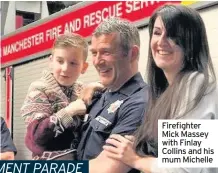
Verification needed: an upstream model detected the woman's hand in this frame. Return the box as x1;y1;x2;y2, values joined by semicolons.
103;134;141;168
80;82;104;106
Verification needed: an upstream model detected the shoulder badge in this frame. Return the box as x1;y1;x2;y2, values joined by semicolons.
107;100;124;114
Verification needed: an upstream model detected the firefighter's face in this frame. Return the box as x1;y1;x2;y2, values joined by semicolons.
90;33;133;91
50;47;88;86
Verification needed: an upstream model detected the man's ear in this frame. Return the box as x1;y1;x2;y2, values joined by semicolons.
81;62;89;74
130;45;140;62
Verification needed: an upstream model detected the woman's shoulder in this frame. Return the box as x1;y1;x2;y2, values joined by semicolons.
180;72;204;99
177;72;217;119
186;71;204;85
185;71;216;92
186;71;217;99
184;72;218;119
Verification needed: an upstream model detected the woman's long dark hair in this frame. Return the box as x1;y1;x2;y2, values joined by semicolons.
134;4;216;157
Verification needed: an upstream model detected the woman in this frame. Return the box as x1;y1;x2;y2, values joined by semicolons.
103;4;218;173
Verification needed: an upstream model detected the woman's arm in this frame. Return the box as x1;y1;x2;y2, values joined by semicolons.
103;134;205;173
103;134;155;173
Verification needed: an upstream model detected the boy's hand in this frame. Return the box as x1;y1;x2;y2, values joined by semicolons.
80;82;105;106
65;99;87;116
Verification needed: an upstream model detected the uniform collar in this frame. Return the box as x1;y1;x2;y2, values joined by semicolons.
112;72;145;96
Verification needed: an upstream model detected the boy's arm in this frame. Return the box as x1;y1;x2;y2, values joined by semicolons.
21;83;85;155
79;82;104;106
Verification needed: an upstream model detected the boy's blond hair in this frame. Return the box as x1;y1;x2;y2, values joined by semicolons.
52;33;88;60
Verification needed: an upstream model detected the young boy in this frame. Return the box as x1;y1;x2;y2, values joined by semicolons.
21;33;100;160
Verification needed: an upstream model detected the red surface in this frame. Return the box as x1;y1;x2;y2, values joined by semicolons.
1;1;180;65
16;15;24;29
5;67;12;128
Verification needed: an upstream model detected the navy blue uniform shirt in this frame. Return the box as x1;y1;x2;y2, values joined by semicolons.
77;73;149;164
0;117;17;154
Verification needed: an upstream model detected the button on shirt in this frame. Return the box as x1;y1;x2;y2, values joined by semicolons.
77;73;149;161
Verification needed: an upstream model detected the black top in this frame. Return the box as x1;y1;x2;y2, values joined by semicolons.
77;73;149;173
0;117;17;154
